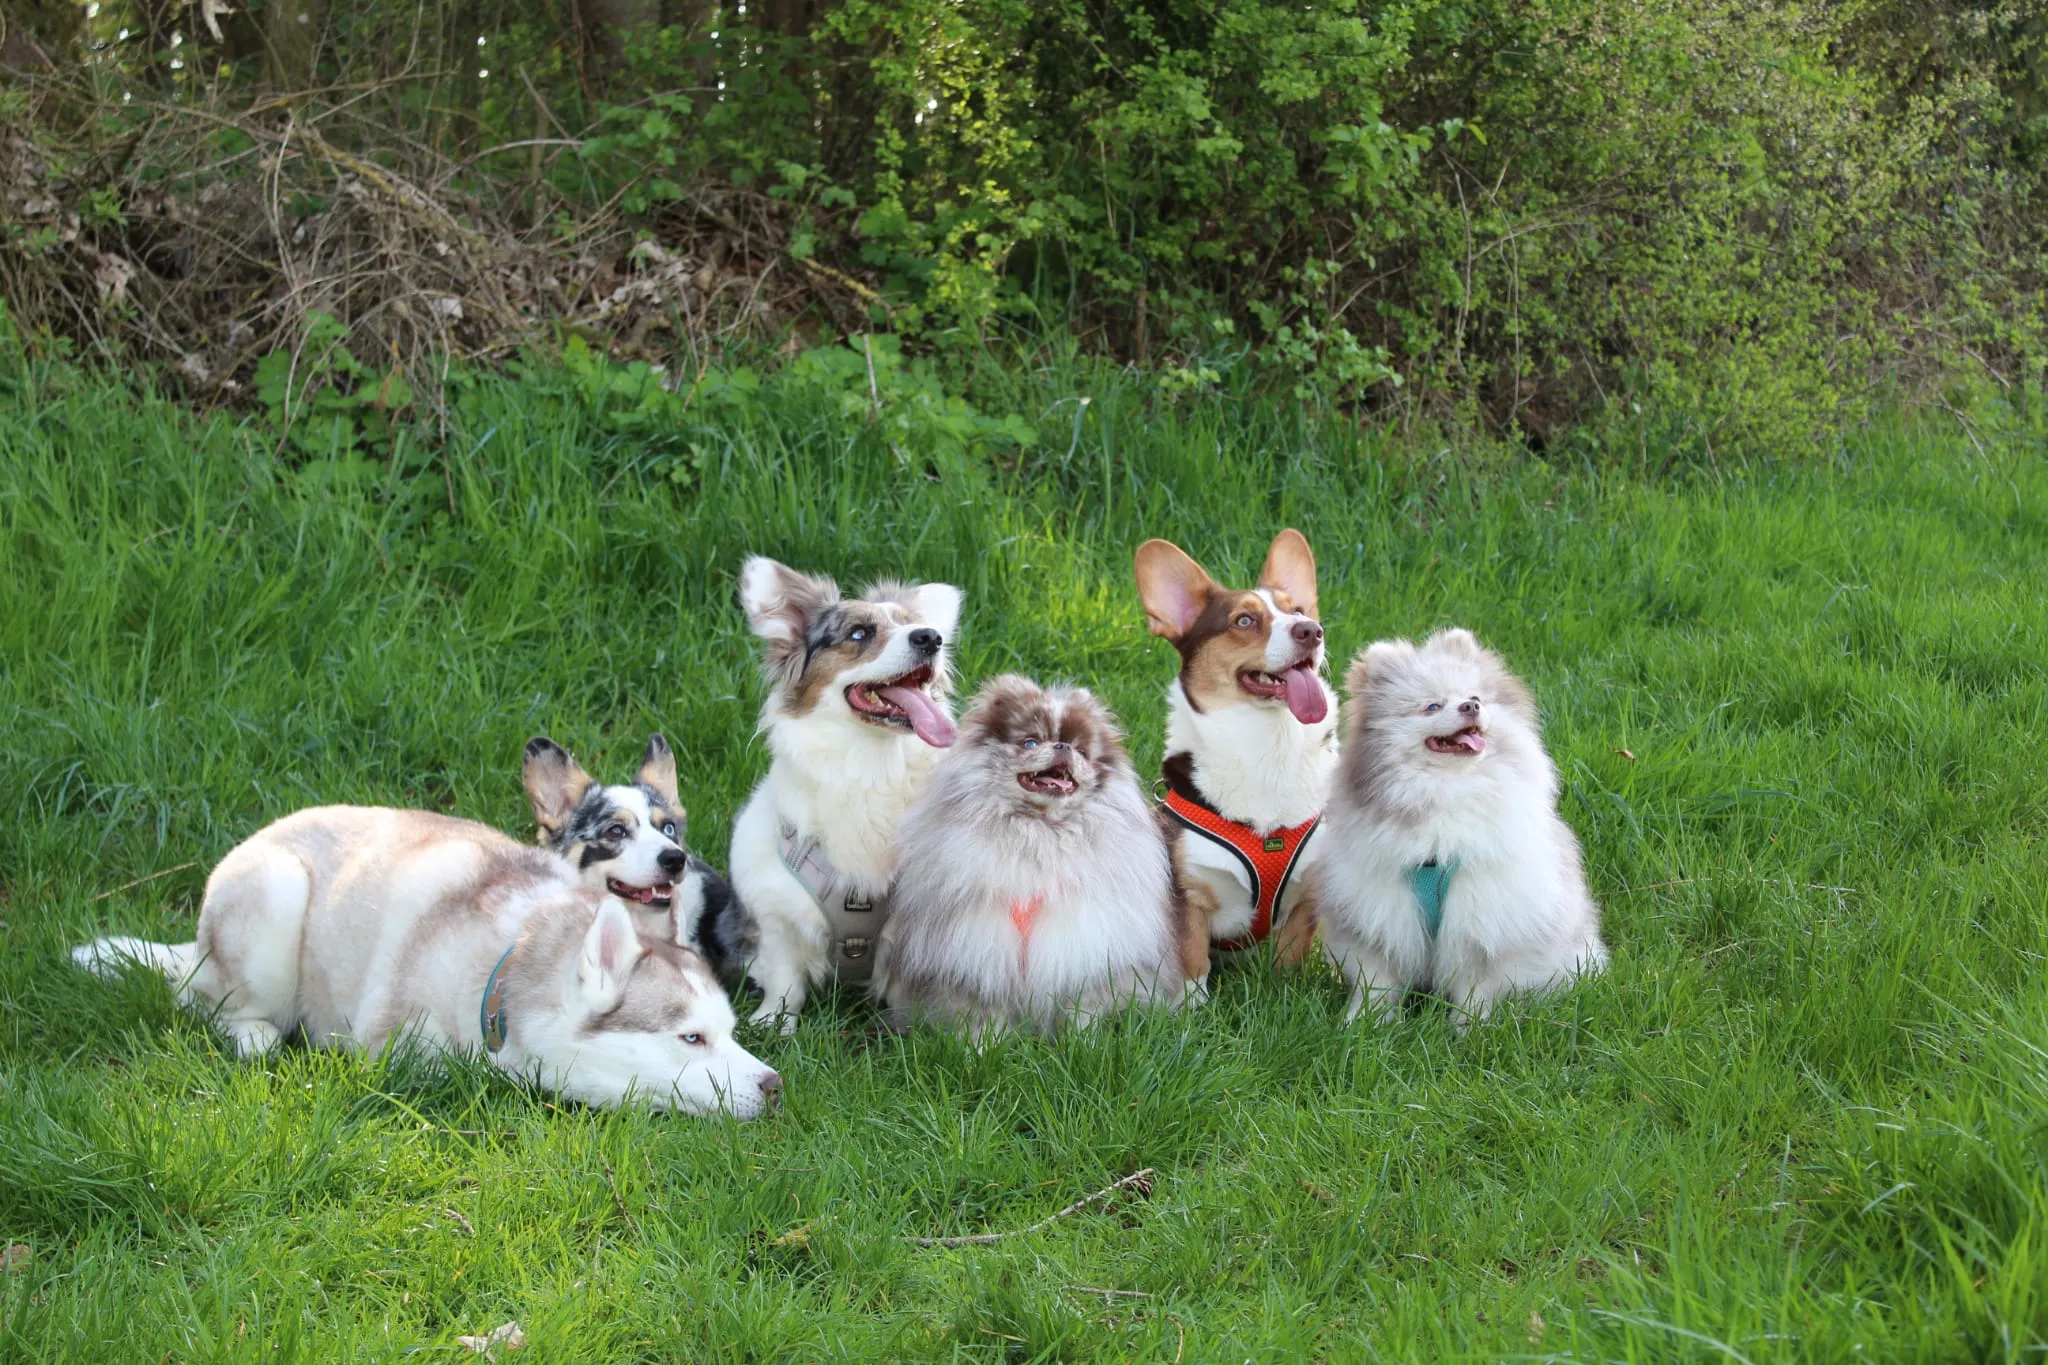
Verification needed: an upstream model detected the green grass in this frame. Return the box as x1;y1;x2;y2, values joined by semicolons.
3;343;2047;1362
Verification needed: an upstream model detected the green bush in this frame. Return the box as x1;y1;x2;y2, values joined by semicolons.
7;0;2043;455
787;0;2045;448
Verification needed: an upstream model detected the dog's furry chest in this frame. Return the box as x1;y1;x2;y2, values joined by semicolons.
1164;684;1338;832
763;731;943;890
887;792;1175;999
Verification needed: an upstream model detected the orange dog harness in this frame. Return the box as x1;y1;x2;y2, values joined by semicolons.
1163;786;1319;951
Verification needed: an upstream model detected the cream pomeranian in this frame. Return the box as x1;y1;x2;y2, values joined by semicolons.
875;675;1198;1040
1313;628;1607;1026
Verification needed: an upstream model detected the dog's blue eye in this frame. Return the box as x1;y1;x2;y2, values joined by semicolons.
680;1032;705;1046
849;627;869;642
1022;737;1039;750
662;822;677;838
1423;702;1443;715
1234;614;1256;629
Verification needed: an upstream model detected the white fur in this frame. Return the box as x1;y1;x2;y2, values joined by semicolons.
729;560;962;1029
1313;631;1607;1026
74;806;780;1116
584;786;686;897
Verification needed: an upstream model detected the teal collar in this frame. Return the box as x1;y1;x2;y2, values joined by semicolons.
479;945;516;1053
1406;858;1460;939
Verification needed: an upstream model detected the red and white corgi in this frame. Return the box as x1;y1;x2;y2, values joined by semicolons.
1133;529;1340;977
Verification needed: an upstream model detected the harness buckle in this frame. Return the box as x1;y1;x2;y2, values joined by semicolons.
843;893;874;914
840;936;872;961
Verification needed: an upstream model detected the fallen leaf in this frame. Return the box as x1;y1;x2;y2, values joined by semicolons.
2;1244;29;1273
1614;747;1636;761
457;1321;526;1355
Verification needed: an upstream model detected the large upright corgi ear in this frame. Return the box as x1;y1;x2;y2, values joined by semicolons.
523;737;594;838
578;896;645;1013
637;734;681;810
1134;539;1218;641
739;556;840;677
1259;528;1319;620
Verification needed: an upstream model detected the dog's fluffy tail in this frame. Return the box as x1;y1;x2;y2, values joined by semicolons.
72;935;199;986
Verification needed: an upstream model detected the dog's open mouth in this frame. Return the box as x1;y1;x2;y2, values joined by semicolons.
1425;726;1487;755
607;878;675;907
1017;764;1078;797
1238;660;1329;724
846;665;958;747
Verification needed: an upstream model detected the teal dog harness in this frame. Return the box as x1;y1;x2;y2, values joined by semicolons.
1406;858;1460;939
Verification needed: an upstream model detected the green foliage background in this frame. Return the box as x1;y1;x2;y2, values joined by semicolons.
5;0;2044;450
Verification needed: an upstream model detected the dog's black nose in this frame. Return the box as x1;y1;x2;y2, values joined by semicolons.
1458;697;1481;717
759;1071;783;1110
1291;620;1324;647
908;627;942;655
658;847;688;876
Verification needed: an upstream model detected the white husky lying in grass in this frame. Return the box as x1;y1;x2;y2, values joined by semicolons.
73;805;782;1118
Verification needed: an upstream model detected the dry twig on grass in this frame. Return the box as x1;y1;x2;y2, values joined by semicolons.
907;1169;1156;1249
89;863;198;903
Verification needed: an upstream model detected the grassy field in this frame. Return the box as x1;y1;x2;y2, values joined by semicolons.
3;342;2046;1363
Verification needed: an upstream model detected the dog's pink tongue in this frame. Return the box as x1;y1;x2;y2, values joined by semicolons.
1282;667;1328;725
1456;729;1488;754
878;685;957;747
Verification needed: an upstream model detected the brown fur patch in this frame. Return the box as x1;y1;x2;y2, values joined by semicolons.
1178;590;1285;712
1173;833;1218;982
786;601;896;717
523;738;594;836
1270;886;1319;968
965;675;1128;774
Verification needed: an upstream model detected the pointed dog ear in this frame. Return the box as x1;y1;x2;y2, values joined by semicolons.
1344;639;1412;706
1259;528;1319;619
738;556;840;677
637;734;681;809
1134;539;1218;641
523;737;593;837
1426;626;1483;657
578;896;645;1011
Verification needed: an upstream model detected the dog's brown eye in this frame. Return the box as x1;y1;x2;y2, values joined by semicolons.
606;823;628;840
1234;613;1256;629
680;1032;706;1046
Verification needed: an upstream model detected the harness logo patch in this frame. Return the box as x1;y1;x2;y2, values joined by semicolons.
1263;835;1286;853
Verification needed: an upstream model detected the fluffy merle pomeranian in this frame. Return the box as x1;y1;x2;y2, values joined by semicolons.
1313;628;1607;1027
876;675;1198;1040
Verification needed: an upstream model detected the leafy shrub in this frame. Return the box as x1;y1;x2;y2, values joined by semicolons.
559;331;1034;483
6;0;2043;455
